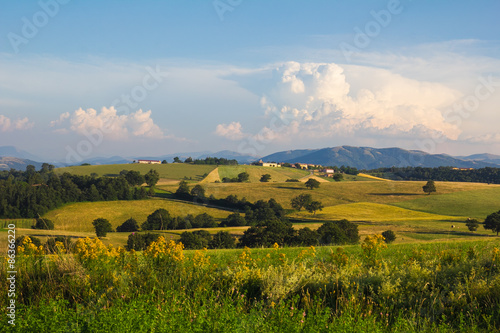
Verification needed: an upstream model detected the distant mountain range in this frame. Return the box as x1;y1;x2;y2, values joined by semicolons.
2;145;500;171
260;146;500;169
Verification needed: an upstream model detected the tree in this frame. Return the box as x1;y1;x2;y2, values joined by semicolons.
291;194;313;211
145;169;160;187
292;227;319;246
92;218;113;237
175;180;191;199
305;200;324;215
209;231;236;249
193;213;217;228
190;184;205;199
238;172;250;182
317;220;359;245
161;160;168;164
381;230;396;243
260;174;271;182
333;173;343;182
125;170;145;186
180;230;211;249
484;210;500;236
422;180;436;195
142;209;172;230
184;157;193;163
33;217;54;230
173;157;182;163
116;218;140;232
465;218;480;232
305;178;321;190
220;212;246;227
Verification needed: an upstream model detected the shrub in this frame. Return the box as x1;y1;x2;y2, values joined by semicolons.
116;218;140;232
381;230;396;243
33;218;54;230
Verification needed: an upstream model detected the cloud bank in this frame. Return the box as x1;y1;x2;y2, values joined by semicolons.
0;115;34;132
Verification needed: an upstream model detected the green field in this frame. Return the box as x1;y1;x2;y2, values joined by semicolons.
42;199;232;233
393;187;500;219
55;163;216;182
217;165;311;182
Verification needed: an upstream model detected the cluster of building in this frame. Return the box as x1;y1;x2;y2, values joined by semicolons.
256;160;336;177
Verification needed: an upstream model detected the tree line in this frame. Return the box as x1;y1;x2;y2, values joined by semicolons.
0;166;156;218
366;166;500;184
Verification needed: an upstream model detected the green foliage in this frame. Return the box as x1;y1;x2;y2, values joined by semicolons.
33;217;54;230
220;212;246;227
124;170;144;186
175;180;191;199
116;218;140;232
126;232;161;251
381;230;396;243
180;230;211;249
144;169;160;187
483;210;500;235
305;200;324;215
190;184;206;199
422;180;437;194
290;193;312;211
238;172;249;182
305;178;320;190
333;173;343;181
92;218;114;237
209;231;236;249
317;219;359;245
193;213;217;228
260;174;271;182
466;218;480;232
142;209;172;230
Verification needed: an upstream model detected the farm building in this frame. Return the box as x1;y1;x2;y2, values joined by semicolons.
257;160;281;167
322;168;335;175
137;159;161;164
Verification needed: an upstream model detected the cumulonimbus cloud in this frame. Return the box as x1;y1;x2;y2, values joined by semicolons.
51;107;165;140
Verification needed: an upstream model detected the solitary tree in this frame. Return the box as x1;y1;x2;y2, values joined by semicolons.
465;218;480;232
145;169;160;187
142;209;172;230
305;200;324;215
333;173;343;182
92;218;113;237
175;180;191;199
238;172;250;182
291;193;313;211
116;218;140;232
484;210;500;236
422;180;436;195
381;230;396;243
305;178;321;190
260;174;271;182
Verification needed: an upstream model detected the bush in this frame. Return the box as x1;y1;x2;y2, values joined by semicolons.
92;218;114;237
116;218;140;232
381;230;396;243
33;218;54;230
285;178;300;182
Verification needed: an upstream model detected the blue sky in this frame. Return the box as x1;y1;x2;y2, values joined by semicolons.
1;0;500;163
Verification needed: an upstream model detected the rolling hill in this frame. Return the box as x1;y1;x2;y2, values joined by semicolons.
261;146;497;169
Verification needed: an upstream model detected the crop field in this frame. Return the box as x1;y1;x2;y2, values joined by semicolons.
55;163;216;181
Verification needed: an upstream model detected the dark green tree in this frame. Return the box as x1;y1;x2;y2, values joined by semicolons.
142;209;172;230
333;173;343;182
260;174;271;182
190;184;206;199
422;180;436;195
484;210;500;236
465;218;480;232
305;178;321;190
292;227;319;246
33;217;54;230
175;180;191;199
125;170;145;186
209;231;236;249
305;200;324;215
145;169;160;187
220;212;246;227
173;157;182;163
193;213;217;228
381;230;396;243
116;218;140;232
291;193;313;211
92;218;114;237
238;172;250;182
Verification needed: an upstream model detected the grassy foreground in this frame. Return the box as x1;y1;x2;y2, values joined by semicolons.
2;237;500;332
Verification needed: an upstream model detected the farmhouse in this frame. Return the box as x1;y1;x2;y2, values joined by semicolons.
137;159;161;164
321;168;335;176
257;160;281;167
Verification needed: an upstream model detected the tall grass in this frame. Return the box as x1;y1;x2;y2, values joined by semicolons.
1;237;500;332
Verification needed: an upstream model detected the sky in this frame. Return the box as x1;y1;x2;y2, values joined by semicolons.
1;0;500;163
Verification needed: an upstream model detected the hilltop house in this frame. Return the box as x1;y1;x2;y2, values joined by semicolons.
137;159;161;164
257;160;281;167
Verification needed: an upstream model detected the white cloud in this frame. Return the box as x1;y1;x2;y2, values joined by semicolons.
242;61;462;143
464;133;500;144
0;115;34;132
215;121;247;140
52;107;166;140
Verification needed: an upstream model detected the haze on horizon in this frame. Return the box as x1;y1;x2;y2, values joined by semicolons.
1;0;499;162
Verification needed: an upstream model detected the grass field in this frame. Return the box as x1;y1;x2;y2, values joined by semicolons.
393;187;500;219
55;163;216;181
42;199;232;233
217;165;311;183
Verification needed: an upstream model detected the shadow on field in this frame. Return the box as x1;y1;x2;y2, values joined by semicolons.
411;230;493;238
368;193;420;196
275;186;304;190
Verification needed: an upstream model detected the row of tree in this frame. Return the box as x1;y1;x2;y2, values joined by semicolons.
366;166;500;184
171;156;238;165
0;167;153;218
